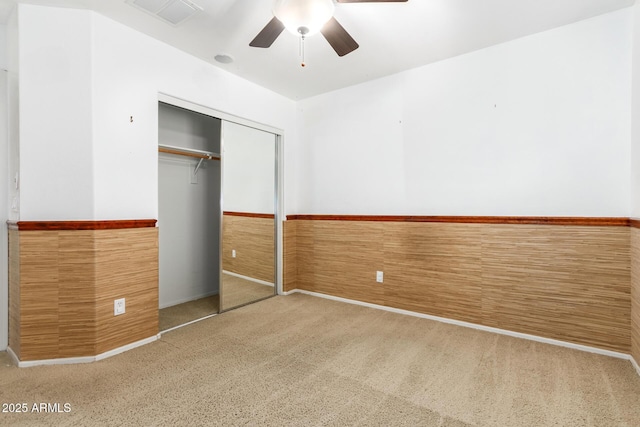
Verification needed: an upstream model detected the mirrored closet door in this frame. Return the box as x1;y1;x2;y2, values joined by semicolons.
220;121;277;311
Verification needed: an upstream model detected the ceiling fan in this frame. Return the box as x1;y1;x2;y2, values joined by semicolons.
250;0;408;58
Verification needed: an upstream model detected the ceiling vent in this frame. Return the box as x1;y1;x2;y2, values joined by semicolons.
127;0;203;26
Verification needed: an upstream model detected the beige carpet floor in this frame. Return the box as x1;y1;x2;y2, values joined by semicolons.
1;293;640;426
159;273;274;331
159;295;220;332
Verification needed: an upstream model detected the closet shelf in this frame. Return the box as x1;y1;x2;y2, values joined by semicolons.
158;144;220;160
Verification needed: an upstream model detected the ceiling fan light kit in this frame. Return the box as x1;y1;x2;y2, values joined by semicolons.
250;0;408;62
274;0;335;37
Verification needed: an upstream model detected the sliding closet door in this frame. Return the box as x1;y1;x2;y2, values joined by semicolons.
158;103;221;330
220;121;277;311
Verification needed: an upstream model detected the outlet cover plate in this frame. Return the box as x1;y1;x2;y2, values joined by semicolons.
114;298;126;315
376;271;384;283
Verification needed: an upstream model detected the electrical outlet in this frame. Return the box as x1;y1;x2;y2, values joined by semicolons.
232;249;236;258
376;271;384;283
114;298;125;316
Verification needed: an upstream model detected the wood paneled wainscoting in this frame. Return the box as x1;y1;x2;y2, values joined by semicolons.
631;224;640;370
8;220;158;362
285;216;632;354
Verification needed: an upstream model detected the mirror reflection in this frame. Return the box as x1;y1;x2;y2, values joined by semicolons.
220;121;277;310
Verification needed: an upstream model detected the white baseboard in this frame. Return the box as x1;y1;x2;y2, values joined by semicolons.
9;334;160;368
631;355;640;377
223;270;274;287
7;346;19;365
94;335;160;362
286;289;632;362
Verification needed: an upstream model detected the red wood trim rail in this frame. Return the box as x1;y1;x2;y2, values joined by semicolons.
8;216;638;229
287;215;631;227
8;219;157;231
630;219;640;229
224;211;275;219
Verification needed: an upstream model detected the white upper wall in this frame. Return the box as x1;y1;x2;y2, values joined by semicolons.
6;7;18;222
296;9;633;216
16;4;297;220
19;6;94;220
0;24;6;70
632;1;640;218
14;4;636;219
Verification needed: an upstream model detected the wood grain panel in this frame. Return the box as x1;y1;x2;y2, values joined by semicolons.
481;225;630;353
19;231;60;361
58;231;96;357
288;215;629;226
296;220;385;306
95;228;159;354
8;223;159;361
631;228;640;364
222;215;275;283
290;218;631;353
283;220;297;293
383;222;483;324
8;229;20;358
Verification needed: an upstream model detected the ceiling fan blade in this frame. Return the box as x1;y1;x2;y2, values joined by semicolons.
249;17;285;48
321;17;359;57
336;0;408;3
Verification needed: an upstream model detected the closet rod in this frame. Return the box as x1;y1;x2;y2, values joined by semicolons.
158;144;220;160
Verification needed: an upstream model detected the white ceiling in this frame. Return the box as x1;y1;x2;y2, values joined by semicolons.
0;0;636;100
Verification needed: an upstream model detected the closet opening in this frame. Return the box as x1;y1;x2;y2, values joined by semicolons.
157;96;281;332
158;102;222;331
